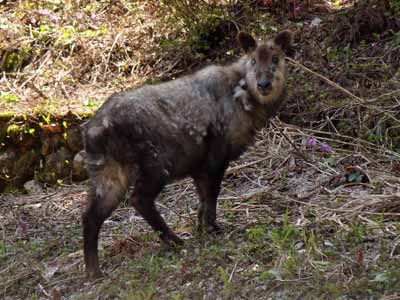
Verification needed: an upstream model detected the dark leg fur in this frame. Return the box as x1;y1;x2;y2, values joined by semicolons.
130;178;183;246
82;163;127;279
193;170;226;233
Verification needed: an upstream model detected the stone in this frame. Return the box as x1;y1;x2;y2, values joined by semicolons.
41;134;63;156
38;147;73;183
24;179;43;194
14;149;39;184
0;147;17;191
66;128;83;152
72;150;87;181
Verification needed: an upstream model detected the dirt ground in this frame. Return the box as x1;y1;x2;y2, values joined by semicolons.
1;125;400;300
1;1;400;299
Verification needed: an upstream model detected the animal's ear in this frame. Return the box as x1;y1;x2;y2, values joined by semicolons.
237;32;257;53
274;30;293;55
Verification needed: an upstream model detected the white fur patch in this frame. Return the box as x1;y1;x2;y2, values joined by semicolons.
102;117;110;128
87;126;103;139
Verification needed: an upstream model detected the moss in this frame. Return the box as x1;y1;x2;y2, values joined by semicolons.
6;124;21;134
36;169;57;184
37;147;73;184
0;112;91;188
3;184;24;194
0;111;15;122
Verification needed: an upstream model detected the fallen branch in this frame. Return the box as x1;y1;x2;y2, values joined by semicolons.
286;57;365;103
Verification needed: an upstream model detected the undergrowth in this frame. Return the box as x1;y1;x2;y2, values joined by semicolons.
1;1;400;299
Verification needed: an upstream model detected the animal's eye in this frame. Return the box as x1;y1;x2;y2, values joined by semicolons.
251;58;256;65
272;56;279;64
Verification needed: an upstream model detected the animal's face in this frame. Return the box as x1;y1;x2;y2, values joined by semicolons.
238;30;293;105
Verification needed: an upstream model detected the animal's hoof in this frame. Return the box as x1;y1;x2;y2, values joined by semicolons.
197;222;223;235
162;234;184;247
209;222;223;234
86;269;103;280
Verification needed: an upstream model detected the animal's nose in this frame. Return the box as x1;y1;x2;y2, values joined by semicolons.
257;80;271;90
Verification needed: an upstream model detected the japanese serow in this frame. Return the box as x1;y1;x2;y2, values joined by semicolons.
82;30;293;278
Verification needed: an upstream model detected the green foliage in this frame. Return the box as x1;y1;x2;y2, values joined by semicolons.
2;47;31;72
158;0;271;57
0;92;18;103
269;211;298;252
391;0;400;14
246;225;267;255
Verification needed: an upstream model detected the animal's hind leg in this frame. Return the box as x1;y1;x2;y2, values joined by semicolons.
82;162;128;279
130;177;183;246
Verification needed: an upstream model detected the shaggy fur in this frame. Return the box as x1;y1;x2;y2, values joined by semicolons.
82;30;293;279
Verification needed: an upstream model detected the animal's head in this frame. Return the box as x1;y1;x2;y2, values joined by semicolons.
237;30;293;105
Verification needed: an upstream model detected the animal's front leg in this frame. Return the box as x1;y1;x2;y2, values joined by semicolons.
193;170;226;233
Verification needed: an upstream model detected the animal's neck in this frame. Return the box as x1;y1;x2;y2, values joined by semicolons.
229;58;248;79
248;88;286;130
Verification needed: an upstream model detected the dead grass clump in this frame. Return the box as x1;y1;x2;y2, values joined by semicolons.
329;0;399;46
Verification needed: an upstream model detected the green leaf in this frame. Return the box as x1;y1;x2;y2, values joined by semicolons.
265;268;283;281
373;272;389;282
0;92;19;103
348;171;362;183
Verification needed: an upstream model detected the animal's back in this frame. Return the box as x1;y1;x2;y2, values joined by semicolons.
83;66;234;178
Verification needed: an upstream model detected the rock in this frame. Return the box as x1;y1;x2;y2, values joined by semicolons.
66;128;83;152
310;17;322;27
41;134;63;156
0;147;17;172
0;147;17;192
40;123;62;134
24;180;43;194
6;124;22;145
14;149;39;185
72;150;87;181
38;147;73;183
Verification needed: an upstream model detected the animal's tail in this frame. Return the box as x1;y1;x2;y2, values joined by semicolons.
82;119;109;170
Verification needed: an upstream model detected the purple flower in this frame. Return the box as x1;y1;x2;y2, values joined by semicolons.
321;143;331;153
30;17;37;24
38;9;51;16
49;14;58;21
307;137;317;147
91;13;99;21
76;12;84;20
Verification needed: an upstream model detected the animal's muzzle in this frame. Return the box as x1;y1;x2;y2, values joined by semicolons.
257;79;272;95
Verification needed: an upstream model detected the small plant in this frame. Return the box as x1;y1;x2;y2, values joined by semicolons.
246;225;267;256
391;0;400;15
269;211;297;253
0;92;19;103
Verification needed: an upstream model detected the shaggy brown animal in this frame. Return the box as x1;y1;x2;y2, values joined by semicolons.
82;30;293;279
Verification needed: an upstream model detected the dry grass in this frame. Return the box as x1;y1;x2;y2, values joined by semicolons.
1;122;400;299
1;0;400;299
0;1;195;115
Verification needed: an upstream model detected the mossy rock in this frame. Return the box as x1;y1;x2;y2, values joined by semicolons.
72;150;87;181
41;133;65;156
0;112;92;190
3;184;25;194
37;147;74;184
0;111;15;122
6;123;22;144
0;147;17;191
14;149;40;185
